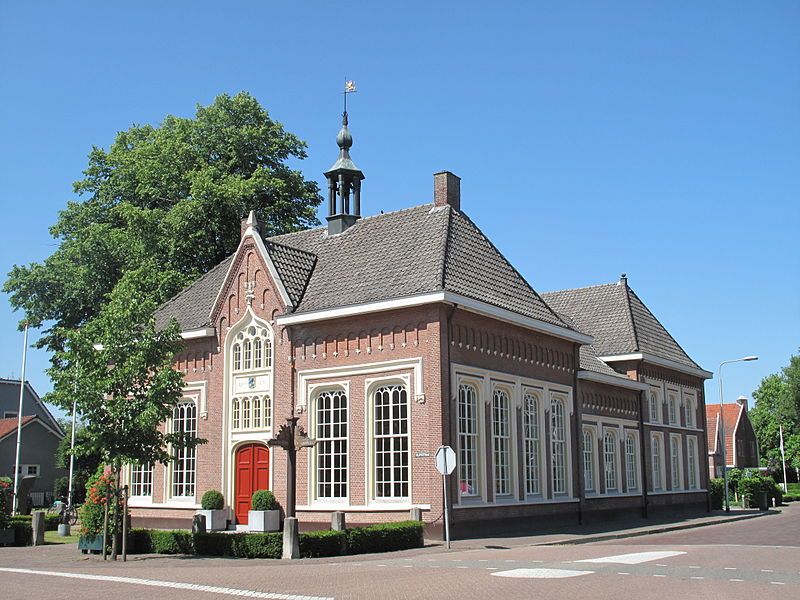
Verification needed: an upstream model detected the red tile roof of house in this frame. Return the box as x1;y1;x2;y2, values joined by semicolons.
0;416;35;441
705;403;743;461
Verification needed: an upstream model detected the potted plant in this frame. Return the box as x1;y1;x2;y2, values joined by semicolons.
197;490;227;531
248;490;281;532
0;477;13;546
78;470;113;553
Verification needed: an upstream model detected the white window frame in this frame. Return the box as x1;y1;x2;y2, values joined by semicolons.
491;385;514;498
603;429;620;493
457;380;482;500
649;387;662;424
311;386;349;503
667;389;679;425
625;432;639;492
129;463;153;498
523;388;544;497
3;411;17;419
16;464;40;477
582;426;597;494
669;433;684;490
651;432;665;492
369;378;411;502
550;394;569;496
686;435;700;490
169;400;198;501
684;393;696;429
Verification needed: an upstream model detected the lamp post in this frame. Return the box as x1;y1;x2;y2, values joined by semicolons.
718;355;758;512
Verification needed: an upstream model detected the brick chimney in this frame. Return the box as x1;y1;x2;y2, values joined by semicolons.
434;171;461;211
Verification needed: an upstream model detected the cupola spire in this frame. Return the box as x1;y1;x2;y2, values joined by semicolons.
325;81;365;235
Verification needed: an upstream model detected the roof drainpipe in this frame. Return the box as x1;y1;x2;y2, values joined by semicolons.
637;359;648;519
573;343;584;526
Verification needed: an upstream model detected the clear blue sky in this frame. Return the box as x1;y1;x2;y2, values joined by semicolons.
1;2;798;419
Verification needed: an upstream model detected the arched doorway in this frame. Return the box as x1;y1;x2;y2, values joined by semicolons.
234;443;270;525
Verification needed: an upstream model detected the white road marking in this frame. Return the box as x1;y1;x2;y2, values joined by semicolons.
478;559;489;562
761;569;774;573
0;568;333;600
618;572;631;576
730;579;744;582
402;565;413;569
724;567;737;570
491;568;594;579
689;566;702;569
486;567;498;571
656;563;668;567
653;574;667;578
770;582;785;585
577;551;686;565
457;566;469;569
690;576;704;580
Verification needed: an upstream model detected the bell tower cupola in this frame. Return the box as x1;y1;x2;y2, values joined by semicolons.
325;106;365;235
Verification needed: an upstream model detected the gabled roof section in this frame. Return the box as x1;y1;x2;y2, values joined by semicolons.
0;415;35;441
705;403;742;460
155;256;234;330
542;280;703;371
0;379;63;435
156;203;576;336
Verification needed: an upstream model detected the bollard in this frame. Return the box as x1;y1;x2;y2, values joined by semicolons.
32;511;46;546
331;511;346;532
192;514;207;534
282;517;300;559
57;523;71;537
409;507;422;522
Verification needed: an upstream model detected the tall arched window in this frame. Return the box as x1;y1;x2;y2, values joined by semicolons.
243;339;252;370
583;429;595;493
604;431;618;492
232;397;241;429
373;384;409;499
685;397;695;428
171;401;197;499
458;383;479;497
233;344;242;371
492;388;511;497
254;337;262;369
670;435;682;490
252;396;262;429
649;391;660;423
687;438;698;489
316;389;348;500
651;435;663;491
230;318;273;432
231;324;272;372
242;397;251;429
551;397;567;495
668;393;678;425
625;434;638;491
523;392;540;496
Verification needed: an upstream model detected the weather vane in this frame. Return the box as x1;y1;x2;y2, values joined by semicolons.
343;79;357;118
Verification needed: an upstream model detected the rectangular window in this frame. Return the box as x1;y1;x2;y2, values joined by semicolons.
3;411;17;419
130;464;153;497
625;434;638;491
651;434;663;491
458;383;480;498
492;388;512;497
316;389;348;500
373;384;409;499
582;429;595;492
523;392;541;496
670;434;683;490
604;432;618;492
171;402;197;499
16;464;40;477
551;397;567;495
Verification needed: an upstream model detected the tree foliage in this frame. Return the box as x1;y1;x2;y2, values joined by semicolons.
750;352;800;471
4;92;322;351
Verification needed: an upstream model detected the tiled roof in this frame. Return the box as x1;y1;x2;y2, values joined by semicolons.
0;416;34;441
156;204;571;332
542;281;703;371
554;312;624;378
705;403;742;459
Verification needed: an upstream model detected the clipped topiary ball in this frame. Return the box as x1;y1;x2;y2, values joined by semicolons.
251;489;278;511
201;490;224;510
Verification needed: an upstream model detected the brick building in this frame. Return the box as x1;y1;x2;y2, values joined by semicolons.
129;114;713;533
706;397;759;478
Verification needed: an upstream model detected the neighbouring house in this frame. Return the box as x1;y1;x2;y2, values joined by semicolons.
0;379;65;506
127;113;713;534
706;396;759;477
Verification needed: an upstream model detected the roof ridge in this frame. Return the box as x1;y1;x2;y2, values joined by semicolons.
541;281;620;295
451;210;571;330
626;286;701;369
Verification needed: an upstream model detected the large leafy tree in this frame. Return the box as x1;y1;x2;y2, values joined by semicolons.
750;353;800;474
4;91;322;351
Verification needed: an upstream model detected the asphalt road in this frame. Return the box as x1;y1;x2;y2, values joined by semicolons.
1;505;798;600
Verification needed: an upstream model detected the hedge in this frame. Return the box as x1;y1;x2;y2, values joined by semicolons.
127;521;421;559
709;478;724;510
9;514;62;532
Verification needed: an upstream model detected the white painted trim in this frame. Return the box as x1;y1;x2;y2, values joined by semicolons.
599;353;713;379
452;497;579;510
182;380;208;419
582;415;639;427
297;503;431;513
128;501;202;510
306;382;351;506
577;370;649;391
0;416;63;443
181;327;215;340
277;290;594;345
730;403;744;467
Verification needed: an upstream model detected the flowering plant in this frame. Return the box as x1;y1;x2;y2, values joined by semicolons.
79;469;115;537
0;477;11;530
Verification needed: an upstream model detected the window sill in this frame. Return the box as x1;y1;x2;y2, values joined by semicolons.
648;489;706;496
297;503;431;512
454;497;579;509
129;500;201;509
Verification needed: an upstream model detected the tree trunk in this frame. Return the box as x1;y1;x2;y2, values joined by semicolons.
110;467;120;561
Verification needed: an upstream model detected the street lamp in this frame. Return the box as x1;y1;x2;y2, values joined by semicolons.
719;355;758;512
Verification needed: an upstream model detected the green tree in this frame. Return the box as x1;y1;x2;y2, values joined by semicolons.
750;353;800;474
54;420;103;504
4;91;322;352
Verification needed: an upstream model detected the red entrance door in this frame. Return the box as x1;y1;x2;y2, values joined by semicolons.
234;444;270;525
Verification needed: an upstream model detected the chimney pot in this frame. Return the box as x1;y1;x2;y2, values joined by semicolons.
434;171;461;211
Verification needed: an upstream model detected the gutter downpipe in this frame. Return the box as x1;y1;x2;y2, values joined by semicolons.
637;359;649;519
574;344;584;526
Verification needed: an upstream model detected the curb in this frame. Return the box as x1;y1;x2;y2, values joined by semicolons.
538;509;777;546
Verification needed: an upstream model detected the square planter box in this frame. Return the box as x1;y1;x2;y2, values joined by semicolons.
197;509;227;531
0;528;13;546
248;510;280;533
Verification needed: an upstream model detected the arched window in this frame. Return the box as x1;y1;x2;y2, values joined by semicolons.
316;389;348;500
551;397;567;495
625;434;638;491
253;396;262;429
232;397;241;429
373;384;409;499
651;435;663;491
687;438;698;489
523;392;540;496
583;429;595;493
492;388;511;497
685;397;695;428
233;344;242;371
649;391;660;423
254;338;262;369
263;394;272;428
242;397;251;429
670;435;682;490
458;383;479;497
243;339;252;370
668;393;678;425
263;335;272;367
604;432;618;492
171;401;197;498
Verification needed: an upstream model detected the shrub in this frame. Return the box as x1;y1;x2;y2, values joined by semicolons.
0;477;12;530
11;521;32;546
251;490;279;511
300;530;347;558
79;469;115;537
229;532;283;558
53;476;69;502
193;531;231;556
129;529;194;554
10;514;61;532
346;521;424;555
709;478;724;510
201;490;224;510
